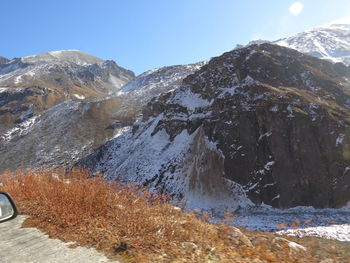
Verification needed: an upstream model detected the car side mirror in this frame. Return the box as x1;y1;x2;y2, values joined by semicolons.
0;191;18;223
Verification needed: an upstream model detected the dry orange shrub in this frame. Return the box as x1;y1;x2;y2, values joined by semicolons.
0;169;323;262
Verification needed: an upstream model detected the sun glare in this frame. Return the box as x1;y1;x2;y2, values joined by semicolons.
289;2;304;16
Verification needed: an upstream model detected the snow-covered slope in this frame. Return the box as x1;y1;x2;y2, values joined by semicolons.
118;61;207;103
275;24;350;65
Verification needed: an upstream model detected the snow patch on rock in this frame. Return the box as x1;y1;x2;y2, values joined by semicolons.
171;88;212;111
1;115;40;142
73;94;85;100
336;134;345;147
277;224;350;242
232;205;350;242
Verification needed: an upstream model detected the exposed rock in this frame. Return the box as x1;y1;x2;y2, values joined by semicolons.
271;237;307;254
182;127;237;203
226;227;253;247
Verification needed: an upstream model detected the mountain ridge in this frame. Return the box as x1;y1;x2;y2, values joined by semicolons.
20;49;104;66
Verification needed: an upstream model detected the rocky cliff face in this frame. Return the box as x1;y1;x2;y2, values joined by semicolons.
82;43;350;209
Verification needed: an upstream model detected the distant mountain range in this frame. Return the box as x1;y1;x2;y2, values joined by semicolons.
2;23;350;210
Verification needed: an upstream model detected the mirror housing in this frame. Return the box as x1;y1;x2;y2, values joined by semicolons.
0;191;18;223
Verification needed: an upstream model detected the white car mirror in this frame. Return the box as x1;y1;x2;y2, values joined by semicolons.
0;191;18;223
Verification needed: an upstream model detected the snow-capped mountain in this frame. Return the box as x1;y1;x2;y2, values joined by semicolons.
243;24;350;66
81;43;350;209
275;24;350;65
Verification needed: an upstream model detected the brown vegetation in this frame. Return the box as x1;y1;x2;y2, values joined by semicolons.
0;169;347;262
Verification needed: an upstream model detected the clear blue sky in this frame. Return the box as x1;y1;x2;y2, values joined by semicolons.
1;0;350;74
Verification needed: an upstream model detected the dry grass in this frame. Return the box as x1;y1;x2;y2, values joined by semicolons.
0;169;340;262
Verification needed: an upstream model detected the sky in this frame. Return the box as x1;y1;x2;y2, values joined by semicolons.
1;0;350;74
